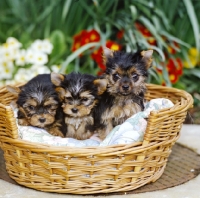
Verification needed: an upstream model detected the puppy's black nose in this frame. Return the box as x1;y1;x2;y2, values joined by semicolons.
71;108;78;113
122;85;129;90
39;118;46;123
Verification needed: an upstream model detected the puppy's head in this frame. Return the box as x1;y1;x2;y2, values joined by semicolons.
7;74;60;128
102;47;153;96
51;72;107;118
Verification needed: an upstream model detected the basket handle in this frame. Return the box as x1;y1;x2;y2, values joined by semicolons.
5;105;19;139
132;140;149;182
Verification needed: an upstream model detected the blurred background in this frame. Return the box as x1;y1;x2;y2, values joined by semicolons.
0;0;200;123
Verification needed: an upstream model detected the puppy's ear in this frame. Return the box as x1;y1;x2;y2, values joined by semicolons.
102;47;114;64
51;72;65;86
6;85;21;96
55;87;66;100
93;79;108;95
141;50;153;69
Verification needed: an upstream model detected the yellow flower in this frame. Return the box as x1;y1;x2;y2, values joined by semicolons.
183;47;199;68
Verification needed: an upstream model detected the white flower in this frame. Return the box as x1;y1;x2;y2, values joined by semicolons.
26;49;35;64
51;65;61;73
30;39;43;51
42;39;53;54
14;64;50;83
6;37;22;49
14;68;36;83
32;52;48;65
1;43;18;61
0;58;14;80
15;49;27;66
30;39;53;54
30;64;50;74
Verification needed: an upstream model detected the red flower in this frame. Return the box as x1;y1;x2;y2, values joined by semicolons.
135;22;157;45
135;22;152;37
71;30;88;52
71;29;100;52
91;47;103;63
106;40;122;51
168;41;180;54
166;58;183;83
91;40;122;74
88;29;100;42
169;74;178;84
117;30;124;39
158;57;183;84
80;29;100;46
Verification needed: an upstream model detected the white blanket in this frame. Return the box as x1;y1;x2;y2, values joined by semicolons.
12;98;174;147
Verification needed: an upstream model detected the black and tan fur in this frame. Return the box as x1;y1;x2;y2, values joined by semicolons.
51;72;107;140
6;74;66;137
94;47;153;140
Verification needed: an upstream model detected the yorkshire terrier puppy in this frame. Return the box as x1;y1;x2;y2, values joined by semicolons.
51;72;107;140
94;47;153;140
6;74;66;137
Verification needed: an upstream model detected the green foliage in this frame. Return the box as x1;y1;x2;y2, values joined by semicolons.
0;0;200;105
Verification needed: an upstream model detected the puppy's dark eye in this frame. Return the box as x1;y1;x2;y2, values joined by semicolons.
132;73;139;81
112;73;120;81
45;104;52;109
81;98;88;102
65;96;73;101
28;105;35;111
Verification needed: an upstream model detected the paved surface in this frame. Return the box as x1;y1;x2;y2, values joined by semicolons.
0;124;200;198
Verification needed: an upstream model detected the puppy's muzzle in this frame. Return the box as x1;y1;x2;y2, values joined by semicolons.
71;108;78;113
39;118;46;123
122;85;129;91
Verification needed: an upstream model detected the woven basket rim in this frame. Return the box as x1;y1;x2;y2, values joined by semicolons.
0;83;193;151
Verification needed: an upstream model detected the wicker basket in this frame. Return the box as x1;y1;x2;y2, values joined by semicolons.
0;84;193;194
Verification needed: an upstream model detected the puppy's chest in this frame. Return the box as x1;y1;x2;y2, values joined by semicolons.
103;99;141;125
65;116;93;130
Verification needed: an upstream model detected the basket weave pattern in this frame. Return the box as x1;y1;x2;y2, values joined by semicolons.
0;84;193;194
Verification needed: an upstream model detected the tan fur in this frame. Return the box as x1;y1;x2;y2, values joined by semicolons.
18;118;30;126
106;74;146;96
115;66;137;75
16;95;63;137
141;50;153;68
102;47;114;64
98;97;141;139
51;72;108;140
45;120;64;138
44;97;59;106
62;100;97;118
65;116;94;140
6;85;21;95
98;48;153;140
25;98;37;107
93;79;108;95
51;72;65;86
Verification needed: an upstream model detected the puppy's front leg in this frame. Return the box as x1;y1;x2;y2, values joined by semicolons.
45;121;65;138
18;118;30;126
65;124;76;138
99;120;113;140
75;122;93;140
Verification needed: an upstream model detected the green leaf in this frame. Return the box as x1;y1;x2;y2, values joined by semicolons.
49;30;66;63
60;42;100;73
160;30;191;48
62;0;72;21
130;5;137;21
185;69;200;79
149;45;165;61
183;0;200;50
138;16;167;48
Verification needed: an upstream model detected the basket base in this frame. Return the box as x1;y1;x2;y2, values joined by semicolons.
1;143;200;195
